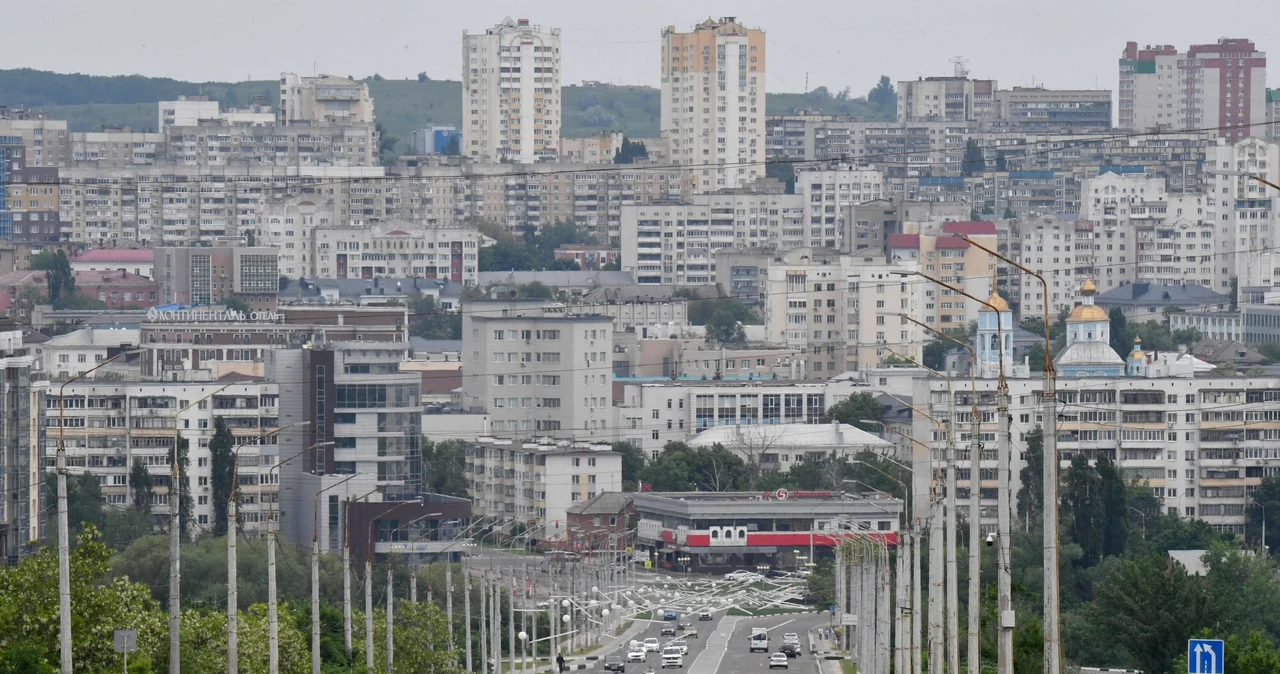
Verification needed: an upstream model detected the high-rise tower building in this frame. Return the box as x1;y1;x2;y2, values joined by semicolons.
660;17;766;192
462;17;562;163
1119;39;1266;140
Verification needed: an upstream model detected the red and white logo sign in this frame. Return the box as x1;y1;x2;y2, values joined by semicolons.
775;489;789;501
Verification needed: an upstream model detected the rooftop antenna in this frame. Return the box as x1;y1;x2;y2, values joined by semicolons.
950;56;969;79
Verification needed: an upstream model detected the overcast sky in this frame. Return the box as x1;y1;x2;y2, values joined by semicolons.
6;0;1280;96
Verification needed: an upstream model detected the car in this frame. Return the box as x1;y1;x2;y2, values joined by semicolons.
663;610;678;621
779;644;800;659
723;570;750;581
749;632;769;653
797;568;812;578
643;638;661;653
698;611;713;621
682;628;698;639
783;633;800;645
677;620;691;629
661;648;684;669
628;649;647;662
660;625;677;637
669;640;688;655
769;653;789;669
604;656;625;673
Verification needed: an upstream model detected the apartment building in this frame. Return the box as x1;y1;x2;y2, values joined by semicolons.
1269;90;1280;141
560;131;623;164
69;249;154;279
621;191;804;285
57;165;384;246
1;134;60;245
0;325;36;563
1017;215;1091;318
43;381;282;535
32;328;138;380
465;437;621;540
1206;137;1280;290
269;341;421;551
0;110;69;168
1118;39;1266;140
165;121;377;167
794;164;884;249
897;76;998;123
461;301;614;438
614;379;868;458
840;200;971;256
991;87;1112;133
723;247;924;374
661;17;766;192
410;125;462;156
262;220;483;283
462;17;562;163
160;96;274;128
70;130;165;168
154;246;280;311
279;73;374;125
887;221;999;329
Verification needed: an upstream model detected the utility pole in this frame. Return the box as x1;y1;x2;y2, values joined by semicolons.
945;403;960;674
365;553;375;672
509;568;517;674
387;563;395;674
446;562;454;647
480;573;488;674
465;565;473;674
911;519;922;674
928;479;943;674
343;517;352;659
997;377;1014;674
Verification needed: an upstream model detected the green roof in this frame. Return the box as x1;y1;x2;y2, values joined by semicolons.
1118;59;1157;75
1268;89;1280;103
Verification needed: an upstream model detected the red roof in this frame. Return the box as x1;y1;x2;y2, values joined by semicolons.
70;249;154;264
386;230;410;236
887;234;920;249
935;238;970;249
941;221;997;236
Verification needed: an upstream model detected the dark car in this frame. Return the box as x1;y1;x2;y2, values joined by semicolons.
676;621;691;630
605;656;626;673
661;625;677;637
779;644;800;659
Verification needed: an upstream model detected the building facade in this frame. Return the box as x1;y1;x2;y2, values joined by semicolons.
0;326;35;563
154;246;280;311
465;437;622;540
1118;39;1266;140
462;17;562;163
661;17;766;192
279;74;374;125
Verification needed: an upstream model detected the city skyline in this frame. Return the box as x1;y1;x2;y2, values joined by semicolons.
6;0;1280;97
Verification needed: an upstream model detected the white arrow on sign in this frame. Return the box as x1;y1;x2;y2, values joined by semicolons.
1193;643;1218;674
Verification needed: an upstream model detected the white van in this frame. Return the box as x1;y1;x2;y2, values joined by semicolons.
661;647;684;669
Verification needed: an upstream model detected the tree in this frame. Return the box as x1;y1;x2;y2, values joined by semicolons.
866;76;897;119
44;471;106;544
705;309;747;347
821;392;883;432
172;436;194;538
38;250;76;306
962;139;984;177
245;229;256;247
222;294;251;314
1095;455;1128;559
675;290;762;326
417;71;430;83
1002;206;1016;219
1248;475;1280;552
517;281;554;300
208;416;235;536
765;162;796;194
376;120;399;158
612;441;646;491
1107;307;1130;356
407;294;461;340
443;134;460;156
613;137;649;164
420;440;470;497
1061;454;1103;565
922;341;949;370
1017;428;1044;524
1230;276;1240;311
130;459;155;510
1085;554;1216;674
638;442;753;492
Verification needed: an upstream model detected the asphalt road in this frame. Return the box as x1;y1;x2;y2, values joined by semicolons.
600;612;829;674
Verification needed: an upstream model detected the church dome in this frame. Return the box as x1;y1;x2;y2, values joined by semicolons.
1128;337;1144;361
983;289;1010;312
1068;304;1109;322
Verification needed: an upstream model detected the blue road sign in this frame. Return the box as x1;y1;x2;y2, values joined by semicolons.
1187;639;1224;674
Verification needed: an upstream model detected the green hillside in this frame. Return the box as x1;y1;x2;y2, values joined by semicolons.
0;69;887;152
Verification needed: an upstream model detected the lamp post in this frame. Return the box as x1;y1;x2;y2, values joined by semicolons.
365;499;419;673
344;487;381;659
170;383;231;674
391;512;445;604
900;312;985;674
1128;506;1147;542
311;474;358;674
893;266;1013;674
952;235;1055;674
56;349;138;674
229;422;309;674
383;511;442;674
266;441;330;674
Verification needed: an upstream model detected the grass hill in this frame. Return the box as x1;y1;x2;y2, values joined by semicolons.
0;69;887;153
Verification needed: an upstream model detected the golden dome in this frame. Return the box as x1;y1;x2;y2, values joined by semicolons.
1067;304;1109;322
984;289;1011;312
1128;337;1144;360
1080;279;1097;296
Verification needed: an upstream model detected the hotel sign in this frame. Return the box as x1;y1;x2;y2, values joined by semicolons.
146;308;281;323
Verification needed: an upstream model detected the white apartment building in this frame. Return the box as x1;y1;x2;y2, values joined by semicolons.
159;96;274;128
897;76;998;123
1118;39;1266;141
465;437;621;540
461;302;614;439
262;219;483;284
1017;215;1089;318
614;380;869;458
621;191;804;285
751;248;923;375
1078;171;1218;292
278;73;374;125
462;17;562;163
915;372;1280;536
0;115;69;168
661;17;766;192
0;327;37;563
794;164;885;249
1206;137;1280;290
44;381;282;535
32;328;138;379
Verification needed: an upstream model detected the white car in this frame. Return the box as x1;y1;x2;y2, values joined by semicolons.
769;653;789;669
668;640;689;655
661;647;684;669
643;638;661;653
783;633;800;645
723;570;750;581
628;648;647;662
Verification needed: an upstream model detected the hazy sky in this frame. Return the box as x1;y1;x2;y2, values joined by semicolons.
5;0;1280;96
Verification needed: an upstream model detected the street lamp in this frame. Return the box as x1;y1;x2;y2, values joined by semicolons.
170;384;231;674
1128;506;1147;542
229;421;309;674
56;348;139;674
385;510;442;673
310;474;358;674
365;499;420;672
